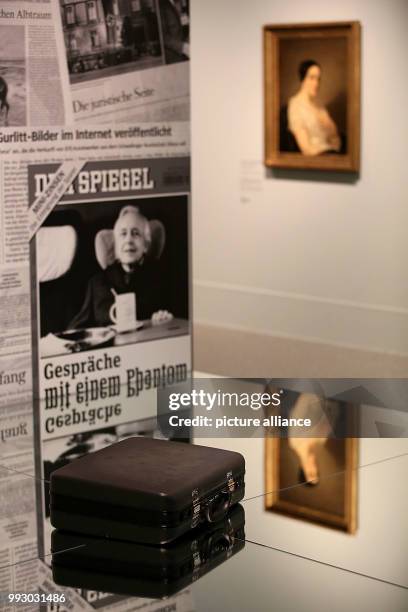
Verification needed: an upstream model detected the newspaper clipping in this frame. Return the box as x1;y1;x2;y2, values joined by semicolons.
0;0;192;609
61;0;190;125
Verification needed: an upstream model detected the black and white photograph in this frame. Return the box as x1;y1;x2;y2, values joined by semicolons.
60;0;190;84
36;195;189;357
0;25;26;126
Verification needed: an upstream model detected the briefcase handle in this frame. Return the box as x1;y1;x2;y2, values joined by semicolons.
206;529;235;558
204;489;232;523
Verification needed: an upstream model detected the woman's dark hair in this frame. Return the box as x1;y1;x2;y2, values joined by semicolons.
298;59;320;82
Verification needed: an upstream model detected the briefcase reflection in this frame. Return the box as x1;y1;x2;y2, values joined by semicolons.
51;504;245;600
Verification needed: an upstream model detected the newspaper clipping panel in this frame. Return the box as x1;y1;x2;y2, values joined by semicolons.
0;0;193;609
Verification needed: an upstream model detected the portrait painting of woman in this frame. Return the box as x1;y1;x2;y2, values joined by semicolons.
287;59;343;156
264;22;360;172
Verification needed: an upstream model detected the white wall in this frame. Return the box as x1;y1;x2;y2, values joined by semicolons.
191;0;408;355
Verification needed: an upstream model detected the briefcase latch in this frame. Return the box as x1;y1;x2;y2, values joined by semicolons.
226;471;235;493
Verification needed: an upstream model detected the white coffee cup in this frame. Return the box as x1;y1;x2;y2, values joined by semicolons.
109;293;137;333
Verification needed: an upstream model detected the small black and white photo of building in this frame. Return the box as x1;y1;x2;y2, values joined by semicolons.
60;0;190;84
0;25;26;126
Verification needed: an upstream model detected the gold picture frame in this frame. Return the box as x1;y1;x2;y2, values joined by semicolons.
264;21;361;172
265;433;358;533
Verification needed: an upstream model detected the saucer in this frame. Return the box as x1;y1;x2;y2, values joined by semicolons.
111;321;144;334
54;327;116;353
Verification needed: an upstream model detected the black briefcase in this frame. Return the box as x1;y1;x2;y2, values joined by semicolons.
51;504;245;599
50;437;245;544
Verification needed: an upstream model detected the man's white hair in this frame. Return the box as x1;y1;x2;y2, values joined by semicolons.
114;205;151;246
